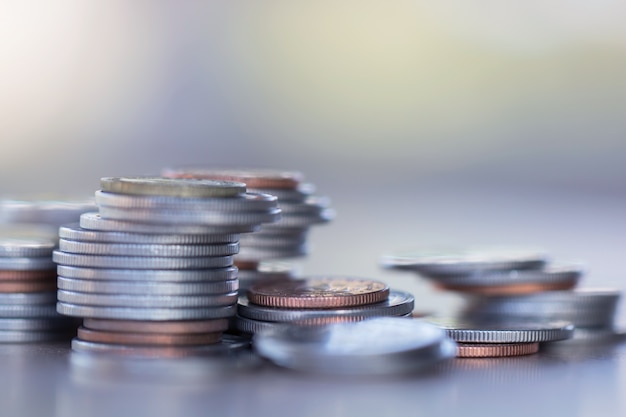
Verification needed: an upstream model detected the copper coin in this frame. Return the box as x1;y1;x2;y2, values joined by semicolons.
436;280;577;296
456;342;540;358
163;168;303;190
234;260;260;271
247;277;390;309
77;327;222;346
83;318;229;334
0;280;56;293
0;270;56;281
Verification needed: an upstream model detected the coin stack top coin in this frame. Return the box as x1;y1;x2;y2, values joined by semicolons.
55;176;281;357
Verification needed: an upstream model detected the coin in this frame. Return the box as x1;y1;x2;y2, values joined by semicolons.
100;177;246;198
253;317;456;375
57;302;236;320
0;303;62;318
238;290;414;322
58;239;240;257
57;290;238;308
456;342;540;358
162;167;304;190
77;326;222;346
247;277;390;309
435;280;577;296
0;292;58;305
57;277;238;295
83;318;229;334
57;265;238;282
0;330;72;343
427;317;574;343
0;281;56;293
0;228;57;258
0;269;56;281
53;251;233;269
80;212;260;234
59;224;240;245
0;317;78;331
0;257;56;271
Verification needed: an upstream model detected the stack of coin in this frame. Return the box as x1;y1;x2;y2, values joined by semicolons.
235;277;415;334
381;247;623;347
0;227;77;342
162;168;334;288
53;177;280;356
254;317;456;375
0;196;96;231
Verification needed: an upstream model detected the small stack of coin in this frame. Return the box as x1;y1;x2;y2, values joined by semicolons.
0;227;77;342
162;168;334;288
54;177;280;356
0;196;96;231
235;277;415;334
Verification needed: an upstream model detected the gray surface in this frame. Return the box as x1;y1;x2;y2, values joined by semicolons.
3;182;626;417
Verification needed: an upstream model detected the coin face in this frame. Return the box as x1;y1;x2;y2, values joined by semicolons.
100;177;246;198
163;168;304;190
247;277;390;308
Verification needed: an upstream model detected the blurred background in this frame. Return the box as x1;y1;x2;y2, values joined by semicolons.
1;0;625;313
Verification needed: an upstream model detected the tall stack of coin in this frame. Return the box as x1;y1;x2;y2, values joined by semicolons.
162;168;334;290
235;277;415;334
0;227;77;342
381;247;622;353
53;177;280;356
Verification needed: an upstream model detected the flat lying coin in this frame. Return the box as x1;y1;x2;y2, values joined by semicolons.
100;177;246;198
162;167;304;190
57;290;238;308
57;277;238;295
0;227;57;258
59;224;239;245
58;239;240;257
77;327;222;346
57;302;236;320
57;265;238;282
247;277;390;309
53;251;233;269
427;317;574;343
83;318;229;334
253;317;456;375
456;342;540;358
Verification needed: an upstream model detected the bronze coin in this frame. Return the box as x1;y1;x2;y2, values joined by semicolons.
83;318;229;334
456;342;540;358
0;270;56;281
234;260;260;271
77;327;222;346
247;277;390;309
0;280;56;293
436;280;577;296
163;168;303;190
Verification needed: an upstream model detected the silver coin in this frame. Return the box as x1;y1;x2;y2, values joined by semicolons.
59;224;239;245
0;303;61;318
267;209;335;228
95;190;277;211
57;265;238;282
0;317;78;331
58;276;238;295
100;177;246;198
432;264;583;287
0;292;58;305
53;251;233;269
98;206;281;226
0;330;72;343
248;183;316;202
0;256;56;271
58;239;240;257
235;315;288;334
0;196;96;226
71;335;250;357
238;290;415;323
380;247;547;276
80;212;260;234
0;227;57;258
57;302;236;320
426;317;574;343
57;290;238;308
253;317;456;375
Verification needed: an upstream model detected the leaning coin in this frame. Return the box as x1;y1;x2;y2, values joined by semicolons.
0;330;72;343
57;265;238;282
77;327;222;346
162;167;304;190
58;240;240;257
456;343;540;358
80;212;259;234
426;317;574;343
83;318;229;334
100;177;246;198
57;302;236;320
238;290;414;322
59;224;239;245
57;290;238;308
253;317;456;375
0;292;58;305
58;277;238;295
52;251;233;269
0;257;56;271
247;277;390;309
381;248;547;276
